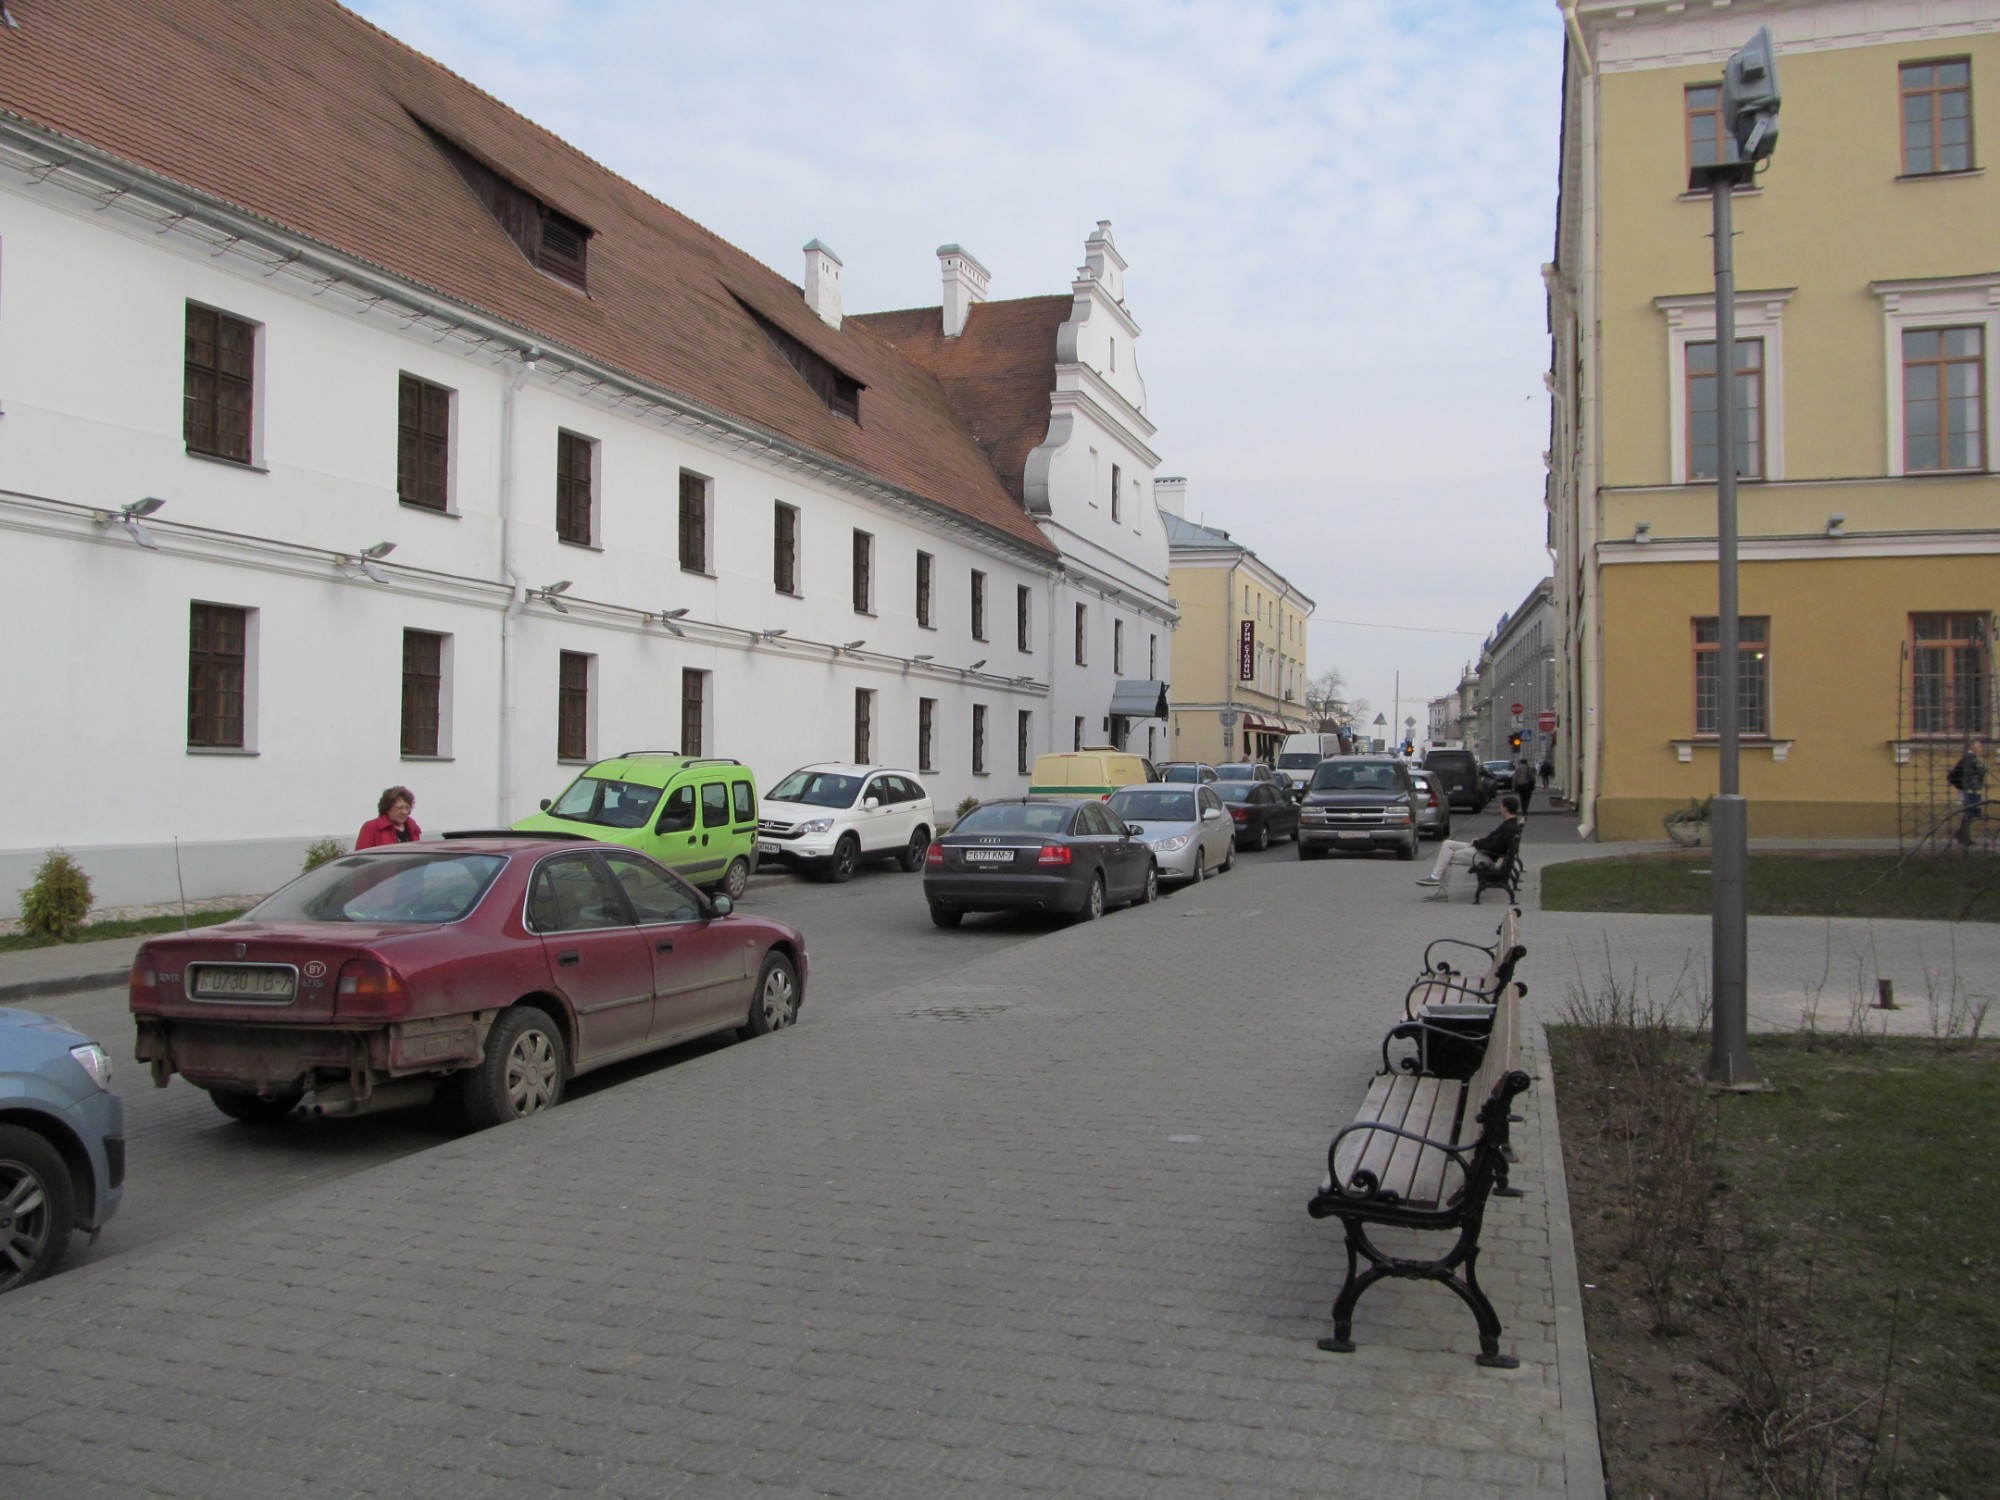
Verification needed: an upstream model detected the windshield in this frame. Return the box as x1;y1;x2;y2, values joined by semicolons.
1108;790;1197;822
953;803;1074;836
549;776;663;829
1214;765;1257;780
250;852;506;925
1214;784;1258;804
1311;763;1403;793
1159;765;1203;783
768;770;863;808
1276;753;1321;770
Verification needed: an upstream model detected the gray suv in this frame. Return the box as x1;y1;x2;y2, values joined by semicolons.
0;1008;124;1292
1297;756;1421;861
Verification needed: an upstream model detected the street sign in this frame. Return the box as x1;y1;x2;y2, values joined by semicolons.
1537;710;1558;733
1510;702;1524;716
1218;708;1240;729
1238;621;1255;681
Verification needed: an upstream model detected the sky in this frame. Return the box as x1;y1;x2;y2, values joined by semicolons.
355;0;1566;736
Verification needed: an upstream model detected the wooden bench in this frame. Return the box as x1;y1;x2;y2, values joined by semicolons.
1472;822;1525;905
1311;982;1531;1367
1404;907;1525;1017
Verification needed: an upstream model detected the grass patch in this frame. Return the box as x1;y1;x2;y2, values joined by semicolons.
1553;1026;2000;1498
1542;853;2000;922
0;908;249;954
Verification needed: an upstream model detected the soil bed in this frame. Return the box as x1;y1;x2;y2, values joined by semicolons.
1542;853;2000;922
1550;1029;1999;1499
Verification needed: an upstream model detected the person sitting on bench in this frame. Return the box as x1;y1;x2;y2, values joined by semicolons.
1415;795;1521;902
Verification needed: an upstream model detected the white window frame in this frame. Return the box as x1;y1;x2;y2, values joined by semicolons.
1655;288;1793;485
1871;274;2000;477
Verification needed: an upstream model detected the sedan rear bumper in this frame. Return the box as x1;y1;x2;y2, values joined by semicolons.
923;871;1085;913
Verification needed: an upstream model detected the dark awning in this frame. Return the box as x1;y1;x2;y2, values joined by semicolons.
1108;679;1170;719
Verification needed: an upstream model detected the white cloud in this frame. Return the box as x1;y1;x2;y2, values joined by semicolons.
356;0;1564;723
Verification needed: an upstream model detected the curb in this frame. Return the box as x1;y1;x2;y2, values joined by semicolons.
1526;1003;1609;1500
0;970;130;1006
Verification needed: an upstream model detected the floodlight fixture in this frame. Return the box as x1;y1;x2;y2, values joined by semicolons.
1826;514;1846;538
967;659;987;672
841;639;867;653
538;579;572;613
913;653;935;662
94;496;167;549
654;610;685;637
760;628;788;642
360;540;396;559
662;607;690;619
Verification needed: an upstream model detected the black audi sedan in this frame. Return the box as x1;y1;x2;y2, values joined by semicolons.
1214;779;1300;850
924;798;1157;928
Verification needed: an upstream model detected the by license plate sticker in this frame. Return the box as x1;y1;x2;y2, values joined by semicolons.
963;848;1016;864
188;964;297;1002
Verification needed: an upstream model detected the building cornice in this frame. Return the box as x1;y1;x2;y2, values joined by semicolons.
0;114;1057;572
1580;0;2000;74
1599;527;2000;562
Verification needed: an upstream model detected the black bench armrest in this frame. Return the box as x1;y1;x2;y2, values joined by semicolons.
1315;1118;1474;1209
1421;935;1496;972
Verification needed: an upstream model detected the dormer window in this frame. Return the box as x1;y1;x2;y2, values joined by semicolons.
421;120;591;291
737;298;863;421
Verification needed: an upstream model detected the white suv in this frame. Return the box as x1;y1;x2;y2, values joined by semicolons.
757;765;936;883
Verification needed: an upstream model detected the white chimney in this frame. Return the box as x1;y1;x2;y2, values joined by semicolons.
1153;476;1187;518
937;243;990;338
803;239;843;329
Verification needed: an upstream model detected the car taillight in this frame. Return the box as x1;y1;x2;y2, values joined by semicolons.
1036;844;1073;865
925;841;945;866
1229;808;1247;821
129;951;160;1013
335;959;412;1020
1428;793;1440;808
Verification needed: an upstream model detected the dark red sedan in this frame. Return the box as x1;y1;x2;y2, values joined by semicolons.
130;838;806;1128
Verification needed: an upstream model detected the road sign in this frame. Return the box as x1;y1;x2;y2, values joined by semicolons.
1537;710;1558;733
1510;702;1524;716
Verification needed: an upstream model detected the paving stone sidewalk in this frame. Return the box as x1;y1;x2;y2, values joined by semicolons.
0;859;1602;1499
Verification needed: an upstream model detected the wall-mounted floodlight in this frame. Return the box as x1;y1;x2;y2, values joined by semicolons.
346;540;396;584
93;496;167;550
1633;521;1652;544
840;639;867;654
966;659;987;672
1826;514;1846;537
760;628;788;642
537;579;572;614
913;653;935;662
654;607;687;637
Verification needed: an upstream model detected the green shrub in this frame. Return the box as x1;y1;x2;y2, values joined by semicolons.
955;796;981;820
19;849;93;942
301;837;348;873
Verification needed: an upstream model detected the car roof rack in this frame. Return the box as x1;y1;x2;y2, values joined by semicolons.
614;748;684;758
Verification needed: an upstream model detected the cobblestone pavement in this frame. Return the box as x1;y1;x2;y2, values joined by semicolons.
0;852;1599;1498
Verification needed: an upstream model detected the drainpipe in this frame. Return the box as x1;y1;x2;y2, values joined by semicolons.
1046;564;1062;753
497;346;541;825
1561;0;1602;839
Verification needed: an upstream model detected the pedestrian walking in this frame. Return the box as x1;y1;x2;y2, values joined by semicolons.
1511;756;1537;815
1947;739;1986;847
1415;794;1521;901
1539;754;1554;791
356;786;422;849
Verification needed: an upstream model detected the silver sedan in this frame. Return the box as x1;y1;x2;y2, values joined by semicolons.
1108;784;1235;884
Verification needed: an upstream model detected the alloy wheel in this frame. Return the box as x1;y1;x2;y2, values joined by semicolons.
0;1162;53;1292
759;961;798;1030
505;1028;560;1117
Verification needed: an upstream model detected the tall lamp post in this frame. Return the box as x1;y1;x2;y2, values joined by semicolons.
1691;27;1781;1089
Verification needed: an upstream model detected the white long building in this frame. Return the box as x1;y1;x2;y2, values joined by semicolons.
0;0;1173;917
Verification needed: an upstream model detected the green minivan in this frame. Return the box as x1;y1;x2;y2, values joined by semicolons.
513;754;760;898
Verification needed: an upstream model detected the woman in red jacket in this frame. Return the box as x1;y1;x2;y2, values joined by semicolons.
355;786;422;849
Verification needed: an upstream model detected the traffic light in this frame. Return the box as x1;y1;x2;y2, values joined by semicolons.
1722;26;1781;163
1508;732;1523;753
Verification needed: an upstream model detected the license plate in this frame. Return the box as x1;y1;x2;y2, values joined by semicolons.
188;964;297;1002
963;848;1015;864
757;841;780;855
1338;831;1371;841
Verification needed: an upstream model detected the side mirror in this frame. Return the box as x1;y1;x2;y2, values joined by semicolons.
1203;807;1223;821
708;894;734;918
863;797;880;810
539;798;552;812
1125;823;1145;836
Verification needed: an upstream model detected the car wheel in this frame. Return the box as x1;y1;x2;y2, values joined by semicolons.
1221;839;1236;873
720;856;751;901
208;1087;304;1124
0;1126;73;1294
1397;834;1418;861
1071;873;1106;924
741;951;800;1037
929;904;963;929
463;1007;567;1130
1253;824;1270;852
828;834;860;884
1138;862;1159;905
1298;842;1320;861
897;826;930;873
1192;853;1206;883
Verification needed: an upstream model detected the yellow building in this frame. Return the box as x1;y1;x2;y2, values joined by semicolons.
1550;0;2000;841
1156;479;1314;764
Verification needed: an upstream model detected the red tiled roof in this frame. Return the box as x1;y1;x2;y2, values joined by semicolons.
0;0;1057;556
853;297;1072;507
